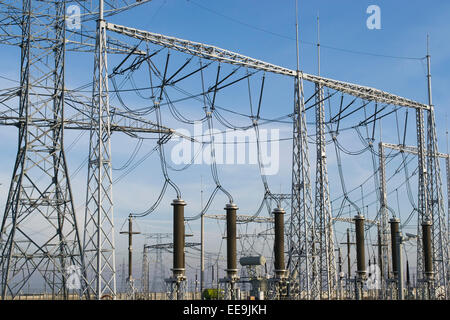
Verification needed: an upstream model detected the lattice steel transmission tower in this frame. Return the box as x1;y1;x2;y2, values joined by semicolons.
0;0;86;299
142;233;171;292
378;143;391;297
151;235;168;292
288;3;317;300
314;81;336;299
313;19;336;299
425;50;448;298
415;102;429;298
288;72;318;300
142;246;149;295
81;0;116;299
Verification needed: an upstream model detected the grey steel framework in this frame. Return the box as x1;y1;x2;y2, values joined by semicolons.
81;0;116;299
0;0;447;301
289;72;317;299
378;142;391;298
380;142;449;299
143;232;171;293
0;0;170;300
314;73;336;300
0;0;85;299
141;245;149;295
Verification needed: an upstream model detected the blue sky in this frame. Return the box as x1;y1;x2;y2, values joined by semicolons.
1;0;449;291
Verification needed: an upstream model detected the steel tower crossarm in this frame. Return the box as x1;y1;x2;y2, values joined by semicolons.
105;22;429;110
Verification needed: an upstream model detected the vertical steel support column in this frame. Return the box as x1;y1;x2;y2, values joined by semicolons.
395;232;404;300
83;0;115;300
416;107;428;299
426;107;448;298
422;41;448;298
289;72;317;300
128;218;133;281
314;16;336;299
119;215;140;298
142;245;149;296
378;143;390;296
314;82;336;300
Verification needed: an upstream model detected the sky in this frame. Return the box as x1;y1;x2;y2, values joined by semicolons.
0;0;449;292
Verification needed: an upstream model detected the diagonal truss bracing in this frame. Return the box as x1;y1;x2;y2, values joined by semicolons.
105;22;429;111
0;0;85;299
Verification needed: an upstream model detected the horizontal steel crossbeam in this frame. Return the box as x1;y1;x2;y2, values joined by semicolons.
381;142;449;158
106;22;429;110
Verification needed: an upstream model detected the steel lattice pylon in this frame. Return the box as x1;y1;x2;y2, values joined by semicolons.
288;73;318;299
82;1;116;299
416;107;429;298
314;83;337;299
0;0;85;299
151;236;167;292
141;246;149;295
426;107;449;298
425;54;448;299
378;143;391;297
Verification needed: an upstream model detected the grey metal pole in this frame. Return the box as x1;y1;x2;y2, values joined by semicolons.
396;232;404;300
346;228;351;298
200;177;204;298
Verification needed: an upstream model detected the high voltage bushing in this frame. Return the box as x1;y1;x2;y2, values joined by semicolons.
390;218;400;278
225;203;238;279
172;199;186;278
273;207;286;278
354;214;366;280
421;220;434;280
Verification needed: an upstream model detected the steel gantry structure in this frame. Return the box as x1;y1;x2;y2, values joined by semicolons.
103;21;435;300
0;0;445;301
379;142;449;299
0;0;177;300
